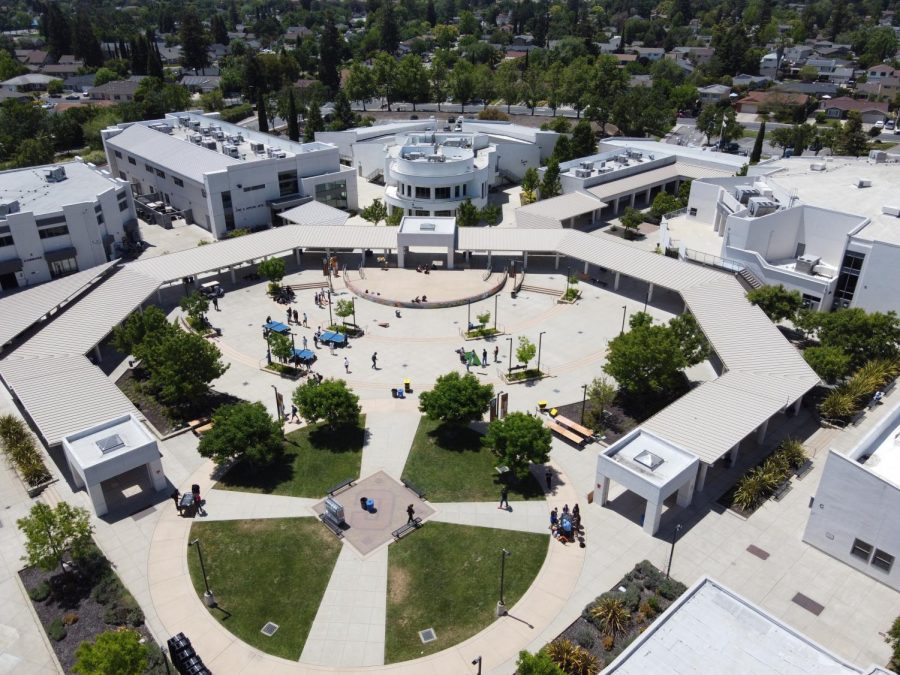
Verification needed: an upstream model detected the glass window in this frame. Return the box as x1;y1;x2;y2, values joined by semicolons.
221;191;232;209
155;169;165;178
314;181;348;210
851;538;873;561
415;186;430;199
435;210;453;216
278;170;299;197
39;224;69;239
872;549;895;572
118;200;128;212
841;251;865;274
455;185;460;198
243;184;265;192
145;164;153;172
96;213;104;224
173;177;184;187
114;150;122;158
128;156;136;165
49;256;78;278
415;209;428;216
35;215;66;227
0;234;13;247
435;187;451;200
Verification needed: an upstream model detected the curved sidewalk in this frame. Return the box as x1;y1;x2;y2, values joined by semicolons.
145;459;585;674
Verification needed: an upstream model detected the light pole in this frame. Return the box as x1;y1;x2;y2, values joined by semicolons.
467;301;471;328
472;656;482;675
644;286;650;313
189;539;216;607
666;523;683;579
581;384;588;425
263;326;271;364
272;384;282;425
496;548;511;616
493;294;498;330
327;292;333;327
506;337;513;377
536;331;546;375
620;305;627;335
351;298;357;327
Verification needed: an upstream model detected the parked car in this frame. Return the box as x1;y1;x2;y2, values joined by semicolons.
885;120;896;130
875;120;884;128
65;94;79;100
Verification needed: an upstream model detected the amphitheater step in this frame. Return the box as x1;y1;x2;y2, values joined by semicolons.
288;281;330;291
518;284;562;296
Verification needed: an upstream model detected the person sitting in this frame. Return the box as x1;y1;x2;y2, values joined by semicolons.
421;295;427;302
395;387;406;399
413;296;420;303
416;265;423;273
424;267;430;275
395;309;402;318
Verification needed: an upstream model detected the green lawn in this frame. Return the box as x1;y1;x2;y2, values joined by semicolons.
385;522;549;663
402;416;544;502
187;518;341;659
214;416;365;497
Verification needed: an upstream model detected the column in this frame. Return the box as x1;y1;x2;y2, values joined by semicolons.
295;248;301;265
397;245;405;269
647;283;654;303
523;251;528;268
147;458;167;491
446;247;454;270
596;476;610;506
94;344;102;363
696;463;708;492
614;271;621;291
157;288;163;303
729;442;740;465
629;193;636;208
756;419;769;445
792;397;803;415
676;477;695;507
554;254;560;270
643;500;662;535
87;483;108;516
230;267;236;283
645;187;652;205
583;261;589;274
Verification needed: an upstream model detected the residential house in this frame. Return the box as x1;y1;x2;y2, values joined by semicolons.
775;81;841;97
284;26;312;43
821;97;889;124
88;77;145;102
860;65;900;99
732;73;771;89
597;35;622;53
735;90;809;115
1;73;61;92
179;75;221;94
698;84;732;106
633;46;665;62
14;49;49;67
759;52;780;77
667;46;715;65
41;62;81;79
63;74;96;93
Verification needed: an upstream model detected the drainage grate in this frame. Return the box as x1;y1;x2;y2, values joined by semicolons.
418;628;437;644
792;593;824;616
261;622;279;637
746;544;770;560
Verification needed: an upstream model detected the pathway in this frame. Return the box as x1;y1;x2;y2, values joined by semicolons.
429;500;550;534
358;405;420;479
199;491;318;522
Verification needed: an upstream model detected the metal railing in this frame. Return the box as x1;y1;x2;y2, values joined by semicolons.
358;262;366;280
661;207;688;220
682;248;745;273
482;262;493;281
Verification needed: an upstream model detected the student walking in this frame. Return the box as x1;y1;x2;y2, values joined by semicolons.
498;486;509;510
286;307;292;324
302;335;308;349
494;345;499;363
302;312;308;327
293;309;299;324
212;296;219;311
482;349;488;367
371;352;378;369
545;468;553;491
290;404;299;423
344;356;350;373
171;489;181;513
407;504;416;523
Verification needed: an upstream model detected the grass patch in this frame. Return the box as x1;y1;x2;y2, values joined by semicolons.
215;417;365;497
402;416;544;502
507;368;545;382
386;522;548;662
465;327;501;339
187;518;341;660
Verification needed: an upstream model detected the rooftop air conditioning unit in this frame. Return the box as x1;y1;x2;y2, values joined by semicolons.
250;141;265;153
574;168;592;178
190;134;202;144
869;150;887;163
810;162;826;171
795;254;821;274
44;166;66;182
0;199;20;217
213;130;224;141
748;197;777;217
883;205;900;217
857;178;872;188
203;140;217;150
626;149;643;159
733;186;760;204
178;116;190;127
222;144;239;158
579;161;593;170
271;150;286;159
200;126;211;136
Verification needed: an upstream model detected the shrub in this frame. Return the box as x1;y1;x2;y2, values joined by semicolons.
775;438;807;469
574;627;595;649
590;597;630;637
621;583;641;612
0;414;51;487
545;639;598;675
639;600;656;618
62;612;79;625
91;574;122;606
47;618;66;641
657;578;686;600
646;594;662;614
601;635;614;651
819;388;856;421
28;580;51;601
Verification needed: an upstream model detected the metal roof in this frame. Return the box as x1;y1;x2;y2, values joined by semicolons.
588;162;734;201
514;191;606;226
0;261;117;349
279;200;350;227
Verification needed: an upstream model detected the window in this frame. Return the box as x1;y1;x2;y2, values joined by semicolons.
35;214;66;227
201;189;207;198
118;171;126;180
114;150;122;158
49;256;77;278
833;250;866;309
314;180;348;210
435;210;453;216
145;164;153;172
39;225;69;239
0;234;13;247
435;186;451;200
155;169;165;178
221;191;232;209
415;186;430;199
278;170;299;197
801;294;820;309
243;184;264;192
851;538;873;561
795;242;805;258
96;213;104;224
173;177;184;187
689;207;698;216
872;549;895;572
118;200;128;212
415;210;428;216
840;250;865;274
128;156;136;165
463;184;467;196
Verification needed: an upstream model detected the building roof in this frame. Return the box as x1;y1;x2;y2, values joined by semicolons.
279;200;350;227
601;428;699;489
739;90;809;106
822;97;889;113
605;577;868;674
2;73;60;86
515;192;607;228
699;84;731;94
89;78;143;96
0;161;124;216
587;162;734;202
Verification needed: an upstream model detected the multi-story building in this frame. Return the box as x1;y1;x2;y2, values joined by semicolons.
0;160;139;292
102;111;357;240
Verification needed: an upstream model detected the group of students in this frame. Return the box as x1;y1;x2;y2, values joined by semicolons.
549;503;581;544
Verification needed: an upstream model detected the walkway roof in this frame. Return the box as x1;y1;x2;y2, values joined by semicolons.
279;200;349;227
588;162;734;202
514;192;607;228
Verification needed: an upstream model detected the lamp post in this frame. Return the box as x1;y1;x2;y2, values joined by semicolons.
467;301;471;328
494;294;498;330
581;383;588;425
189;539;216;607
327;292;333;328
666;523;683;579
506;337;513;377
351;298;357;327
272;384;282;425
496;548;511;616
472;656;482;674
536;331;546;375
620;305;627;335
263;326;271;364
644;286;650;313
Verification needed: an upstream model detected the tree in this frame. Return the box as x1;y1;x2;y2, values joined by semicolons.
803;345;851;384
747;284;802;323
267;330;293;363
73;629;148;675
495;60;521;113
480;204;501;226
570;120;596;159
345;62;376;111
516;336;537;368
522;167;539;194
330;90;356;131
198;402;284;469
586;376;617;428
17;502;93;574
816;308;900;370
14;136;55;168
180;291;209;327
179;7;210;70
835;111;869;157
750;121;766;164
449;58;476;113
258;257;286;290
72;5;103;68
456;199;479;227
210;15;229;45
286;89;299;142
304;100;324;142
361;199;388;226
378;0;400;54
540;158;562;200
619;207;643;238
668;312;710;366
650;192;682;220
318;13;341;93
484;412;552;478
93;67;118;87
419;371;494;426
256;92;269;133
887;615;900;672
335;298;354;326
590;597;630;637
372;51;398;111
292;378;361;428
604;314;688;398
516;650;565;675
142;329;229;408
396;54;430;111
113;306;171;358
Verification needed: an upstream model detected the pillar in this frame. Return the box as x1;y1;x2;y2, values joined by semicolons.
647;283;654;303
295;247;301;265
729;442;740;465
643;500;662;535
69;464;84;489
596;476;610;506
446;247;454;270
614;271;621;291
645;187;651;204
583;261;589;274
792;397;803;415
554;253;560;270
756;419;769;445
230;267;236;283
87;483;108;516
629;192;636;208
397;245;405;269
94;344;102;363
523;251;528;268
676;477;695;508
157;288;163;303
696;463;708;492
147;458;167;491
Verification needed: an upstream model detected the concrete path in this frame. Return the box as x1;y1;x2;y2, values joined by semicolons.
358;405;420;479
200;490;317;522
429;501;550;534
300;546;388;667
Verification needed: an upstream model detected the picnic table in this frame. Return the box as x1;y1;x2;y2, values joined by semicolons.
554;414;594;438
320;330;347;346
263;321;291;334
292;348;316;362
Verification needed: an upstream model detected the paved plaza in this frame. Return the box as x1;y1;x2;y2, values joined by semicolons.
1;252;898;674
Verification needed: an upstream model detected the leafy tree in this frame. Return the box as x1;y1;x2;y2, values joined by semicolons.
887;615;900;672
456;199;480;227
551;135;573;163
750;121;766;164
835;111;869;157
586;376;617;428
620;207;644;238
570;120;596;159
14;136;55;168
484;412;552;478
378;0;400;54
335;298;354;326
17;502;93;574
516;336;537;368
318;13;341;92
345;62;376;111
495;60;521;113
816;308;900;370
449;58;476;113
696;103;742;147
198;402;284;469
267;330;293;363
540;158;562;200
396;54;430;111
419;371;494;426
604;314;688;399
258;257;286;288
669;312;710;366
480;204;501;226
93;67;118;87
650;192;682;220
292;378;361;428
803;345;851;384
372;51;398;111
73;629;148;675
747;284;802;323
611;87;674;137
303;100;324;142
361;199;388;226
179;7;209;70
330;90;356;131
113;306;171;358
476;311;491;326
180;291;209;327
286;89;299;141
386;209;403;226
522;167;539;193
142;329;229;408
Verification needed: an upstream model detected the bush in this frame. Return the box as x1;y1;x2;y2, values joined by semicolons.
575;627;595;649
639;600;656;618
62;612;79;625
104;594;144;627
90;574;121;606
47;618;66;641
622;583;641;612
646;594;662;614
0;414;51;487
28;580;51;601
218;103;253;123
601;635;614;651
657;577;686;600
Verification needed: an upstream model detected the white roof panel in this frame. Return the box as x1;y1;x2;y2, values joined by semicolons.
279;200;350;227
514;191;606;223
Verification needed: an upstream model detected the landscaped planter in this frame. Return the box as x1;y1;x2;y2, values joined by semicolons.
502;369;549;384
464;327;504;340
557;291;581;304
262;364;303;380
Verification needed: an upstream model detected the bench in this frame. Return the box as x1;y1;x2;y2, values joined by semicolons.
193;422;214;436
508;364;527;372
188;418;210;430
545;420;584;445
771;479;792;502
392;517;422;540
401;479;426;500
795;459;813;480
319;514;344;539
554;414;594;439
327;478;355;496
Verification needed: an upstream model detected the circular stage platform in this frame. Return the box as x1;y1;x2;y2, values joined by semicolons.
344;266;506;308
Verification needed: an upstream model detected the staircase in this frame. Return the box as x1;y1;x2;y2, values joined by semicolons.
736;267;764;291
518;283;562;297
288;281;330;291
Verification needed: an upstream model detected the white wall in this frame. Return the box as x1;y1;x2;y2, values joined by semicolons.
803;449;900;591
852;240;900;312
685;180;722;223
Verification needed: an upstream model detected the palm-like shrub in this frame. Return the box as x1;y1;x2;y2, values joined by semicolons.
819;389;857;421
545;640;600;675
733;468;768;511
853;359;893;393
776;438;807;469
590;596;630;637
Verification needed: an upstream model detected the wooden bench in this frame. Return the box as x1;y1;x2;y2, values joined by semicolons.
392;517;422;540
188;418;210;430
554;414;594;439
795;459;813;480
401;479;426;500
193;422;214;436
771;479;792;502
545;420;584;445
327;478;355;496
319;514;344;539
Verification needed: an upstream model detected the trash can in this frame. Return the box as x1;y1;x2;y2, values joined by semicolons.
366;498;375;512
360;496;368;510
404;378;411;393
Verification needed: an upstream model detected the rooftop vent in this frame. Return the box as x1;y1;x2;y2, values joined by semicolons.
634;450;664;471
420;222;436;231
579;161;594;170
882;205;900;217
795;254;821;274
574;168;592;178
0;199;20;217
748;197;778;217
44;166;66;183
810;162;826;171
96;434;125;453
857;178;872;188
